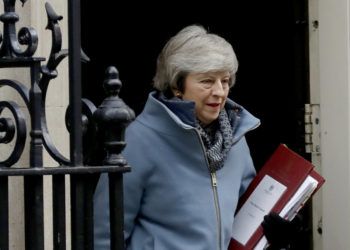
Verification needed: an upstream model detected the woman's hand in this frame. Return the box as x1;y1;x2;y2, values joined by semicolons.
262;212;304;250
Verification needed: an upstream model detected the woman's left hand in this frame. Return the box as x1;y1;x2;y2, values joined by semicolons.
262;212;304;250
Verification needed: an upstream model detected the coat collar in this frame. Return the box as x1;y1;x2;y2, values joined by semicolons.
136;91;260;140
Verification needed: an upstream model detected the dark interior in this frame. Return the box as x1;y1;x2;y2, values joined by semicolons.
82;1;311;249
82;1;309;167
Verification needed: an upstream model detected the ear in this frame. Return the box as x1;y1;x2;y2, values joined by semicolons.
173;89;183;98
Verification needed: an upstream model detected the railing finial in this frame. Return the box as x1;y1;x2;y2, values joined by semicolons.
93;66;135;166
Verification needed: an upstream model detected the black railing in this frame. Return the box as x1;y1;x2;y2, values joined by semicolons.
0;1;134;249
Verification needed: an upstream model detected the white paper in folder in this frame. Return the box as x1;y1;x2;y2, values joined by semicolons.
254;175;319;250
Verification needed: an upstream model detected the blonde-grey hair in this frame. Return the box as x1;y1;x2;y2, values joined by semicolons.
153;24;238;94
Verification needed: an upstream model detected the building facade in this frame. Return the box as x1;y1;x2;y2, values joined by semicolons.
0;0;349;249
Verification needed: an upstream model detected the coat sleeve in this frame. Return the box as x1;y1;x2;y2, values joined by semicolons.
238;137;256;197
93;123;151;249
124;124;155;241
93;173;111;250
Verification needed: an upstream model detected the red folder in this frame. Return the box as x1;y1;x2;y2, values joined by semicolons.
229;144;325;250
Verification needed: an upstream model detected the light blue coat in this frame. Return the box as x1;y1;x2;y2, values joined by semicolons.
94;92;260;250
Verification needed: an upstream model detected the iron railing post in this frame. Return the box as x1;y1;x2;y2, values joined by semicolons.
0;2;134;250
25;61;44;250
67;0;90;249
53;174;66;250
93;67;135;250
0;177;9;249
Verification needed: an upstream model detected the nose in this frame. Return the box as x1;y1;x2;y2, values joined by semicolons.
211;80;225;97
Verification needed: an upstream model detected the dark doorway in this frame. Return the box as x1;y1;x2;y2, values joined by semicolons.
82;1;309;165
82;1;310;248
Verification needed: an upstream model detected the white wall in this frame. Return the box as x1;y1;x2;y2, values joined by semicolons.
31;2;70;249
0;1;69;249
316;0;350;249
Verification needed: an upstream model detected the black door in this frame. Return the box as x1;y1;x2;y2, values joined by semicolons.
82;1;310;249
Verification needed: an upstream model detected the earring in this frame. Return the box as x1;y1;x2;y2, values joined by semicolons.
175;91;182;98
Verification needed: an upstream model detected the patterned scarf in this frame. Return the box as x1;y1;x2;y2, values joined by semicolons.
157;92;240;172
196;109;236;173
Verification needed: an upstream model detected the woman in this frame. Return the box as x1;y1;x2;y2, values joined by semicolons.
94;24;299;250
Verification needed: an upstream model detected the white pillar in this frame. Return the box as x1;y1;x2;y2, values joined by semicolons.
318;0;350;249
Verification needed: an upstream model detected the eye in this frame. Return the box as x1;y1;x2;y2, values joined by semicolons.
221;78;230;88
200;79;214;88
200;79;213;83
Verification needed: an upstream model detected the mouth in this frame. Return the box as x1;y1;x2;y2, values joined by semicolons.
207;103;221;107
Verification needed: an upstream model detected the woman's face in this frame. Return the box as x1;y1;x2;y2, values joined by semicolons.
181;71;230;125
